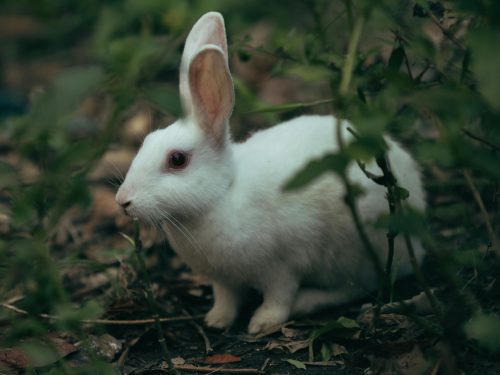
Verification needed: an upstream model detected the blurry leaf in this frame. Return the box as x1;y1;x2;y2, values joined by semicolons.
31;66;104;128
54;300;103;330
286;64;332;81
249;99;334;114
451;249;478;267
238;49;252;62
285;358;306;370
388;45;405;73
374;209;426;236
284;153;349;191
107;37;168;84
397;186;410;200
412;1;444;18
460;48;471;83
465;312;500;352
11;337;77;369
345;135;386;162
142;83;181;117
468;28;500;109
0;161;18;189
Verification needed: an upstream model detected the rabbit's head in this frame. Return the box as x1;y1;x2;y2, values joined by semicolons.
116;12;235;223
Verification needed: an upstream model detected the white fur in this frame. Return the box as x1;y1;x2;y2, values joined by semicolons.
116;12;426;334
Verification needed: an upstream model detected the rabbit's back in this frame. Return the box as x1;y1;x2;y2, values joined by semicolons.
223;115;425;290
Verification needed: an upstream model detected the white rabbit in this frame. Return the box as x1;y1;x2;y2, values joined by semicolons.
116;12;426;334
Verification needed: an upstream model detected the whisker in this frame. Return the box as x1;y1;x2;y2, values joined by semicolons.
107;160;125;182
157;208;201;253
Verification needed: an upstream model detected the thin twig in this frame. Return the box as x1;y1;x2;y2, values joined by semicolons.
247;98;336;115
428;11;466;51
346;128;396;299
335;15;385;287
463;170;500;259
132;219;178;374
0;302;203;325
172;364;262;374
336;120;384;283
259;358;271;373
461;128;500;153
401;229;441;315
185;308;213;354
302;360;344;367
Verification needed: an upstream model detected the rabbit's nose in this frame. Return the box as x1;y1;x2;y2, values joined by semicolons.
118;200;131;215
116;189;132;214
120;200;131;208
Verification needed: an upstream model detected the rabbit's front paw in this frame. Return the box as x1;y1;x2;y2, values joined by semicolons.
248;305;289;335
205;304;237;329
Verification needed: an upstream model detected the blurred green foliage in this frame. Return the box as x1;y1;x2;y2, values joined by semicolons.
0;0;500;372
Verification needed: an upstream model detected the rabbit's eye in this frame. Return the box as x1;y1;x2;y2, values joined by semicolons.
167;151;190;171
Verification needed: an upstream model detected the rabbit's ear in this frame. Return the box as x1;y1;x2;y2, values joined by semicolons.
180;12;229;116
188;46;234;147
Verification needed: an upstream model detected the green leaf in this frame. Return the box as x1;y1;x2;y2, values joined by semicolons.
142;83;182;117
120;232;135;247
373;209;426;236
0;161;19;189
285;358;307;370
21;341;61;368
310;316;360;341
320;343;332;362
285;64;332;81
238;49;252;62
388;45;405;73
397;186;410;200
284;153;349;191
249;99;334;114
465;312;500;352
468;28;500;109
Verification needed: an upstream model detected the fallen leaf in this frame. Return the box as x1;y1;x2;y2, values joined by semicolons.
203;353;241;364
0;348;28;369
392;344;431;375
331;343;348;357
0;336;78;369
285;358;307;370
86;334;122;362
281;327;302;338
171;357;186;365
265;338;311;354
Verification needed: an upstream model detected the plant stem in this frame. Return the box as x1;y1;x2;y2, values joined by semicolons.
132;219;178;374
334;15;385;293
339;16;364;96
463;170;500;259
336;120;385;284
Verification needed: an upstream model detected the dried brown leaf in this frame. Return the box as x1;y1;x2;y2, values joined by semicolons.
202;353;241;364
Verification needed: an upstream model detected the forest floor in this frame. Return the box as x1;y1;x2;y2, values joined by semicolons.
1;131;499;374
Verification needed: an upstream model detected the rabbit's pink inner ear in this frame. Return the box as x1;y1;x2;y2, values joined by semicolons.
189;48;234;148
